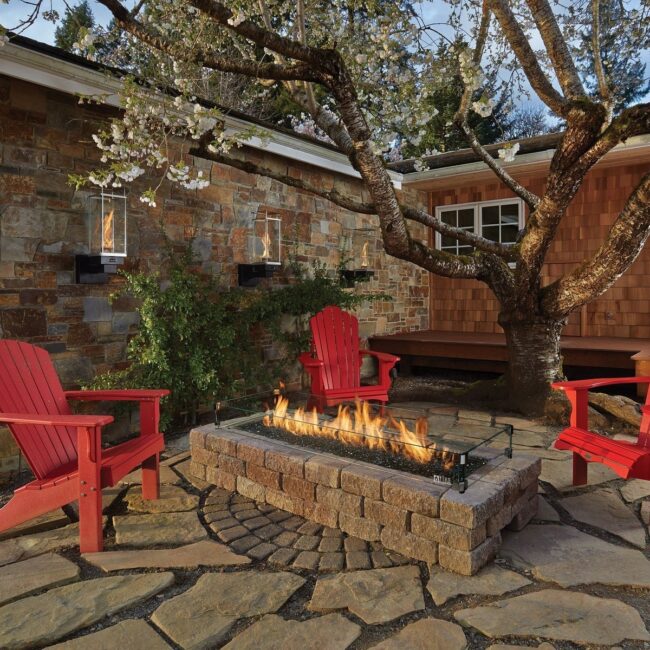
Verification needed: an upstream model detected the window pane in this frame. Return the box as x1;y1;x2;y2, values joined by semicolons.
440;210;457;226
501;225;518;243
458;208;474;228
482;225;500;242
482;205;499;225
458;246;473;254
501;202;519;218
441;235;456;248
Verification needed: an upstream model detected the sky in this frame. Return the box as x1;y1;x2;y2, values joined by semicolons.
1;0;648;109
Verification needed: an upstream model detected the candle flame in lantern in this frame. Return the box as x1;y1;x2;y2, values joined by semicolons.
263;396;456;469
103;210;114;252
360;241;369;268
260;231;271;259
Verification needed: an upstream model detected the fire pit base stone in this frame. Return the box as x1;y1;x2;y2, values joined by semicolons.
190;421;540;575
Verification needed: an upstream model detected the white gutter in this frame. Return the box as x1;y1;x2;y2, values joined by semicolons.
1;41;406;187
400;133;650;186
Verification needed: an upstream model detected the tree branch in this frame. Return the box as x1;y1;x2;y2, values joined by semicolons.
454;4;541;211
542;171;650;316
525;0;585;99
488;0;569;116
97;0;323;83
590;0;613;123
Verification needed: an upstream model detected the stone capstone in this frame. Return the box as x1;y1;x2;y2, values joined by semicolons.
222;614;360;650
151;570;305;649
0;572;174;649
499;524;650;588
454;589;649;645
308;565;425;624
370;618;467;650
83;540;250;571
426;564;531;606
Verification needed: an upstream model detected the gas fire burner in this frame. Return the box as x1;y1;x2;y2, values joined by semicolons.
212;389;513;493
193;389;538;575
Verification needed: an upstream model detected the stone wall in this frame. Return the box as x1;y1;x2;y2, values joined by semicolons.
0;73;429;480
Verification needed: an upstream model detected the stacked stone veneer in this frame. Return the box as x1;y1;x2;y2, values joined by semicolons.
190;421;540;575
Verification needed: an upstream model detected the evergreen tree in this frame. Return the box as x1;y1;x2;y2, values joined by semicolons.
54;1;94;53
575;0;650;113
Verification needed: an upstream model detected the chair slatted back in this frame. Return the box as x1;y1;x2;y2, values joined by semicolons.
310;306;361;391
0;340;78;479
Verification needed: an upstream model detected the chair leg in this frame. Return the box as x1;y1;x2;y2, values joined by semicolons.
572;452;588;486
78;486;103;553
141;454;160;500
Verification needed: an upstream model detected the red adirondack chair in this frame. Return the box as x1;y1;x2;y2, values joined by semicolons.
299;305;399;410
0;340;169;553
552;377;650;485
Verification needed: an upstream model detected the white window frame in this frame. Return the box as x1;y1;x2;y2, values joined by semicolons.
434;198;526;252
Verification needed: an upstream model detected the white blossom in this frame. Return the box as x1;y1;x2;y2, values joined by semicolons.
498;142;520;163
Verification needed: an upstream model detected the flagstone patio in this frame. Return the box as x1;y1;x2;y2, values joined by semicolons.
0;404;648;649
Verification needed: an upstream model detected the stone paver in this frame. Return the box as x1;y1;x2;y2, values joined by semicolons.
151;571;305;649
309;566;424;624
222;614;361;650
561;488;646;547
0;573;174;649
113;511;207;546
0;509;70;541
370;618;467;650
0;519;107;566
499;524;650;587
83;540;250;571
0;553;80;605
486;645;555;650
539;458;618;491
454;589;650;645
533;496;560;522
125;484;199;513
426;564;531;606
47;619;172;649
620;479;650;502
642;501;650;526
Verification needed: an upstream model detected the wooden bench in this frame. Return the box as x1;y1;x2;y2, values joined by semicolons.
552;377;650;485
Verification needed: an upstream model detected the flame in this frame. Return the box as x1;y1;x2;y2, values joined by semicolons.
260;231;271;259
263;396;456;470
360;240;369;268
103;209;114;252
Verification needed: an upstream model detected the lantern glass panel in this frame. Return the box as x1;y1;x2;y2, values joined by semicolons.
249;214;281;265
348;228;374;270
89;193;127;257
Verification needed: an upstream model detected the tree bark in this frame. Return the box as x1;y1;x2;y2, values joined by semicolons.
500;313;565;415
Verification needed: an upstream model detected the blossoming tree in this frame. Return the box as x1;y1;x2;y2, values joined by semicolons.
3;0;649;413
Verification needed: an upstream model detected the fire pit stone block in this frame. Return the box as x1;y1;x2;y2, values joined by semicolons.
191;423;540;575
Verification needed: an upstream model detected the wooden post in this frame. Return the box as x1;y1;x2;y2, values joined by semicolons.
631;351;650;398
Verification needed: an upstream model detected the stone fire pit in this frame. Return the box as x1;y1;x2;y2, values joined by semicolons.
190;405;540;575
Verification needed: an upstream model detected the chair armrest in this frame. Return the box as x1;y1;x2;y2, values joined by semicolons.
65;389;170;403
0;413;113;427
552;377;650;430
552;377;650;391
360;349;400;364
298;352;324;368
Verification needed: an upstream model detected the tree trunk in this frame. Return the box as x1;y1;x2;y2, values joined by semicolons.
500;313;566;415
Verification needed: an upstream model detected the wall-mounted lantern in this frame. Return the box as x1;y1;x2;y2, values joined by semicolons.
238;210;282;287
340;227;375;288
75;190;127;284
